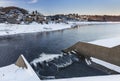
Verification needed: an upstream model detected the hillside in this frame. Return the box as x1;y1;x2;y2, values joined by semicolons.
1;6;28;14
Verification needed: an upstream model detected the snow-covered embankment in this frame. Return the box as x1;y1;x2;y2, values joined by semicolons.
0;22;120;36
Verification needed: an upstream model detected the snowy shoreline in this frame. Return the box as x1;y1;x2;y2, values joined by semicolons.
0;21;120;37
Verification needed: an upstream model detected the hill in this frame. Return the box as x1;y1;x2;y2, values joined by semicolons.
1;6;28;14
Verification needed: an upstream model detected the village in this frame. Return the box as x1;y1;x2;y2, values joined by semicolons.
1;6;120;25
0;6;83;24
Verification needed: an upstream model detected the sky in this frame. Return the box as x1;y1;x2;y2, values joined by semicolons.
0;0;120;15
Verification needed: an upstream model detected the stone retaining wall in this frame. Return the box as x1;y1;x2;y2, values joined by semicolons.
63;42;120;66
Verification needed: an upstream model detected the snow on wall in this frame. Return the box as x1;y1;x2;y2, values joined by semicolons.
91;57;120;73
30;53;63;67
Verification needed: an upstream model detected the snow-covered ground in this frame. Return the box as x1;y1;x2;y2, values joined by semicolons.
0;64;40;81
0;22;119;36
0;55;40;81
0;23;71;36
88;37;120;48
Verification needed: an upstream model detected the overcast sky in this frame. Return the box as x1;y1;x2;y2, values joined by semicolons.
0;0;120;15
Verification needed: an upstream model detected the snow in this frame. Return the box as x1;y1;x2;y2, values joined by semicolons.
30;53;76;68
88;37;120;48
91;57;120;73
0;21;119;36
31;53;63;66
0;23;71;36
47;75;120;81
0;55;40;81
85;58;92;65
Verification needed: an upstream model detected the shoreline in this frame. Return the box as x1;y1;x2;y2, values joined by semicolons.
0;21;120;37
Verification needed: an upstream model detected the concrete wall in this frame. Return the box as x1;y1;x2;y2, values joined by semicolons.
63;42;120;66
15;55;28;69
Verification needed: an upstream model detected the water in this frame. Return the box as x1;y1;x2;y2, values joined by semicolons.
30;53;107;79
0;23;120;79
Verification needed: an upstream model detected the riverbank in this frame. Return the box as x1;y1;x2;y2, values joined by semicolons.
0;22;120;36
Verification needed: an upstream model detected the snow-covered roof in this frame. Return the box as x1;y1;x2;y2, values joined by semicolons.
88;37;120;48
